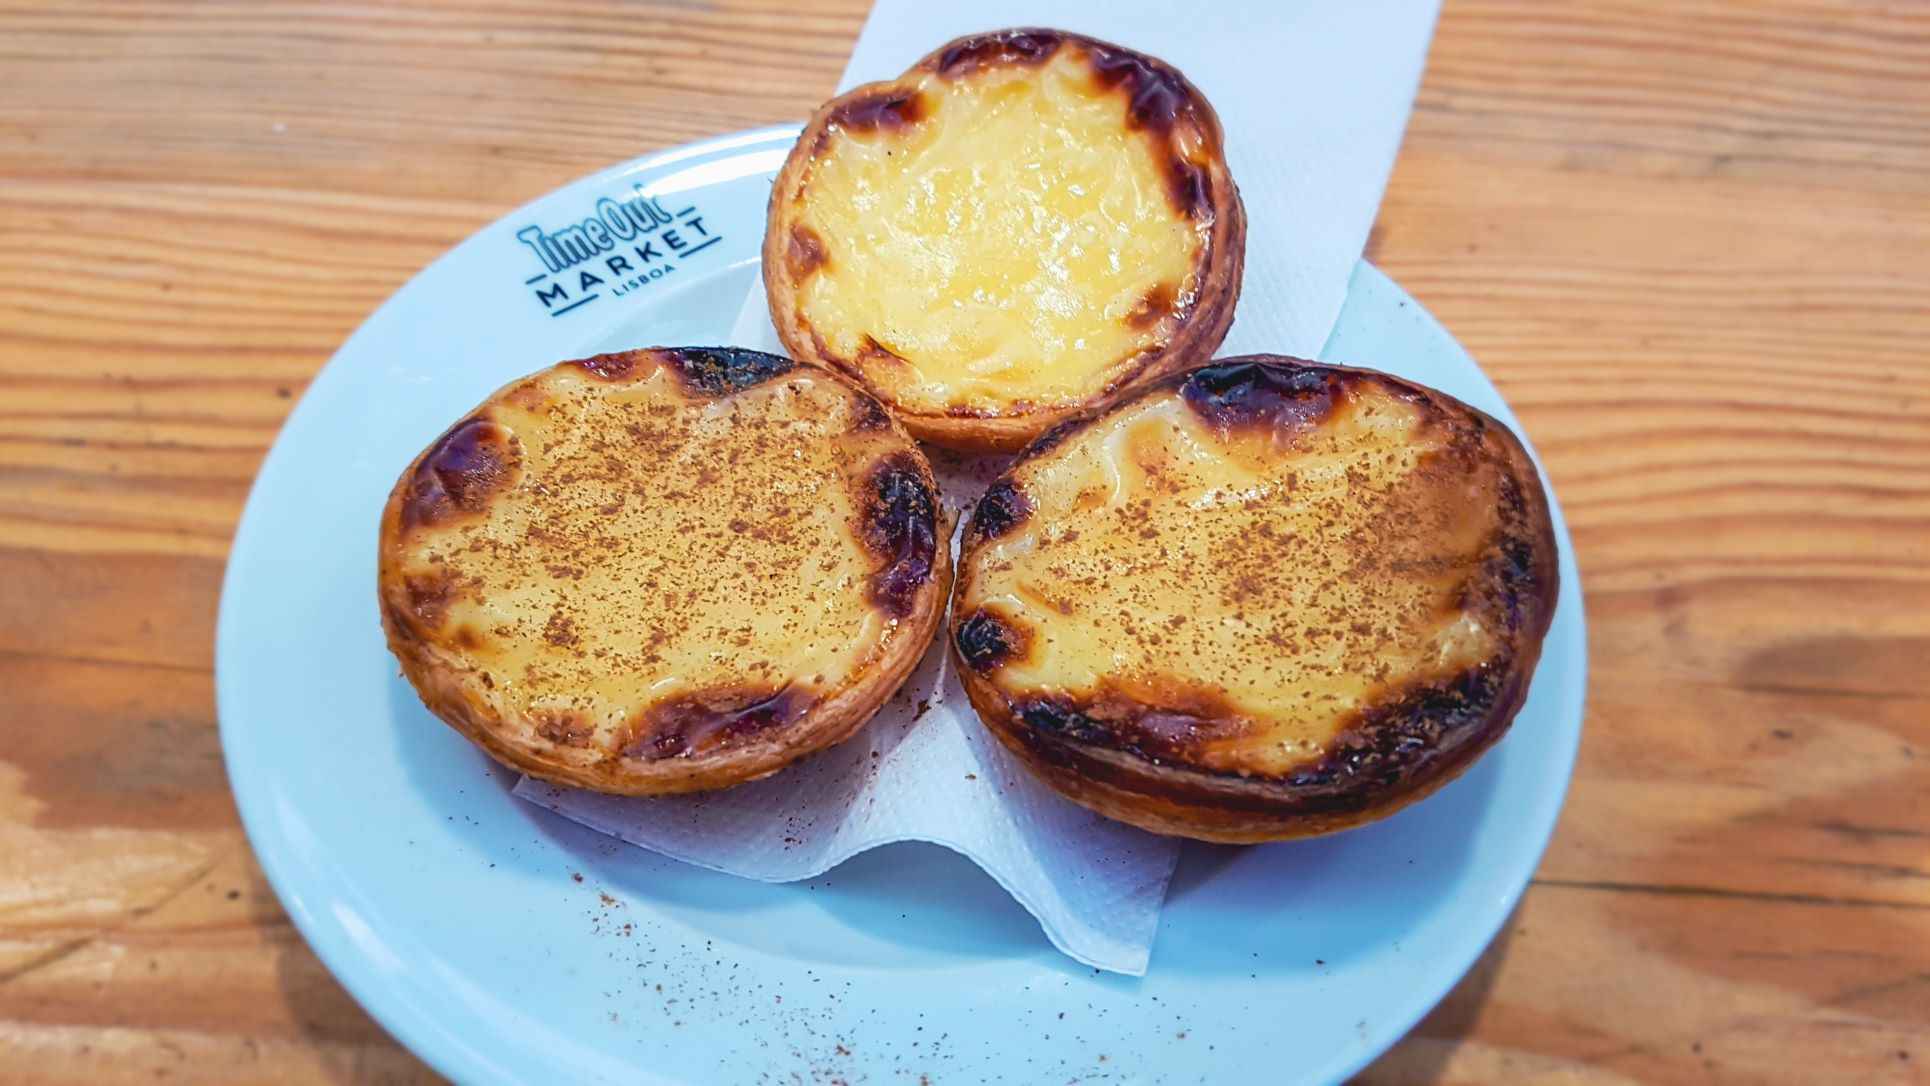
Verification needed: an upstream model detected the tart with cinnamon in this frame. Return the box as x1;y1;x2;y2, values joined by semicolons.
379;348;948;794
951;357;1558;841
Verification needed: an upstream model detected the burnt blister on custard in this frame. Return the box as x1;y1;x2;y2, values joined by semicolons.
400;416;521;531
1280;665;1510;810
1016;699;1114;747
1180;358;1340;434
932;27;1060;76
1087;39;1192;131
861;453;939;618
955;609;1025;672
664;347;797;397
970;479;1032;541
847;390;895;433
1082;39;1211;217
824;90;929;134
1012;681;1245;764
624;685;809;762
1492;536;1540;634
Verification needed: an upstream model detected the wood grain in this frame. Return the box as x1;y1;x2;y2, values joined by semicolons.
1;0;1925;1082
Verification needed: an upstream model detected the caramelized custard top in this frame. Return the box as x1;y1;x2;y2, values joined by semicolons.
782;32;1224;417
955;359;1551;781
382;348;939;762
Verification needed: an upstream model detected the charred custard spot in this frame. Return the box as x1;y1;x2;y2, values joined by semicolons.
1018;685;1243;765
862;453;938;617
572;351;640;381
664;347;795;397
933;27;1063;78
1017;699;1112;745
848;392;893;432
971;479;1032;541
1011;667;1518;819
1485;468;1550;636
624;686;804;761
826;90;928;133
1126;281;1180;329
955;609;1025;671
1166;160;1209;221
1083;39;1212;219
1088;42;1190;132
452;625;484;651
1182;358;1339;434
787;224;828;279
401;416;520;531
1488;530;1539;635
1288;666;1504;799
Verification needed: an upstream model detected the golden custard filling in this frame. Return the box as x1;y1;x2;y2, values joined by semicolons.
962;387;1505;778
791;49;1208;414
389;364;899;753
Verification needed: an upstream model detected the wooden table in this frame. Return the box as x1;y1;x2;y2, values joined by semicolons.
3;1;1925;1081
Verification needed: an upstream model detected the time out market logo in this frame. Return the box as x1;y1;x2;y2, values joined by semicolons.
515;183;721;318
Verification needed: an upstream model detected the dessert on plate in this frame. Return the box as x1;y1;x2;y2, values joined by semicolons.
765;27;1245;451
950;356;1558;842
378;347;948;794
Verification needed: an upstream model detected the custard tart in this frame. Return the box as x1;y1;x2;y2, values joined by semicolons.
765;28;1245;451
950;356;1558;841
379;347;948;794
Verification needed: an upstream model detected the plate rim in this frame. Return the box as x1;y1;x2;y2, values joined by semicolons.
216;126;1586;1086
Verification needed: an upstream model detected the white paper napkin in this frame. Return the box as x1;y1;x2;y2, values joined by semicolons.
515;0;1440;975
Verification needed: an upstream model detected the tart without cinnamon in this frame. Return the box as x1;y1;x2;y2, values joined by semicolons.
765;28;1245;451
950;357;1558;841
379;348;948;794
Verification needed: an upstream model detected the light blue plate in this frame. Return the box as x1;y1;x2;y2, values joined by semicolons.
218;126;1585;1085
